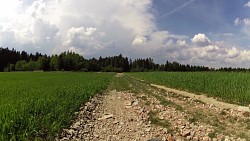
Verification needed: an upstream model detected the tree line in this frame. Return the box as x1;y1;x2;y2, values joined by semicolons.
0;47;248;72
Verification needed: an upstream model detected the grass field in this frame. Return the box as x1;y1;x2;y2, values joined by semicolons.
0;72;112;140
128;72;250;106
2;71;250;140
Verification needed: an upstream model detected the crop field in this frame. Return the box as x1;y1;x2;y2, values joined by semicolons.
128;72;250;106
2;71;250;140
0;72;112;140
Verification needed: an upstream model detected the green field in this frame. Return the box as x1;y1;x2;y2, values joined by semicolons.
128;72;250;106
2;71;250;140
0;72;112;140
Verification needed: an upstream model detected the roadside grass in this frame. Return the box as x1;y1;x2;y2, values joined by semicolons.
0;72;113;140
108;74;130;91
145;101;151;106
112;73;250;139
159;98;183;111
246;119;250;129
120;73;250;139
148;111;171;129
193;99;206;105
128;72;250;106
111;74;187;113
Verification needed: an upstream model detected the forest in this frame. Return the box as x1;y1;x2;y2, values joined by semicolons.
0;47;248;72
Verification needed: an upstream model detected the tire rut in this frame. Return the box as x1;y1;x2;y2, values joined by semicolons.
57;74;250;141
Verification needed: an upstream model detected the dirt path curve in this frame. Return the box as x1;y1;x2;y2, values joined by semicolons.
151;84;250;112
131;76;250;112
57;74;250;141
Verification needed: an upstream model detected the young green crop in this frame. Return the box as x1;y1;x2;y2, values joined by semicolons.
128;72;250;106
0;72;112;140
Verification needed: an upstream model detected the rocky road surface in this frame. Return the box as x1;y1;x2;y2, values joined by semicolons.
57;75;250;141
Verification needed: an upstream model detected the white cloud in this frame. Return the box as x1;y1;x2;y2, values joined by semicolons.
0;0;158;56
245;1;250;7
222;33;234;37
226;47;240;58
191;33;211;47
235;18;250;36
176;40;188;47
234;18;241;25
243;18;250;26
64;26;104;53
0;0;250;68
132;36;147;46
0;0;23;21
234;18;250;26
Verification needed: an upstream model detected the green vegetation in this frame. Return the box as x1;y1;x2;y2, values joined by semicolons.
128;72;250;105
148;111;171;129
0;72;112;140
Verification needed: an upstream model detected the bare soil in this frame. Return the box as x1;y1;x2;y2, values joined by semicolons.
57;74;250;141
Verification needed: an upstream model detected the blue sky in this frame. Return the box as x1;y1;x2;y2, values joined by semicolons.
155;0;249;46
0;0;250;68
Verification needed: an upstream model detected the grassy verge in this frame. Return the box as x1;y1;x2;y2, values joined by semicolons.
0;72;113;140
128;72;250;106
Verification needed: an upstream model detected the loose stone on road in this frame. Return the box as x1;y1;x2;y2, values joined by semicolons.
57;75;249;141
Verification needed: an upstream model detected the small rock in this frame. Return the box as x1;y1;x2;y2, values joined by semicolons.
202;136;210;141
190;131;195;138
94;134;99;138
82;130;89;133
98;114;113;120
180;126;185;129
186;136;192;140
147;138;162;141
167;134;175;141
193;136;199;141
237;106;250;112
132;100;139;106
182;130;191;137
66;129;75;135
159;116;164;120
237;138;246;141
224;136;230;141
162;128;168;134
209;104;214;108
125;101;132;106
126;106;132;108
60;137;70;141
113;120;119;124
212;138;217;141
145;128;151;132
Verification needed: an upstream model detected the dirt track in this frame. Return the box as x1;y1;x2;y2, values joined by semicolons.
57;74;250;141
151;84;250;112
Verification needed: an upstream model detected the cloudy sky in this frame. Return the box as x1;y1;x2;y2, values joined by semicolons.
0;0;250;68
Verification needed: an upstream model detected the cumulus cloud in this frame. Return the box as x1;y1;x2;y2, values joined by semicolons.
245;1;250;7
243;18;250;26
191;33;211;47
234;18;241;25
0;0;156;57
162;32;250;68
234;18;250;36
63;27;108;56
132;36;147;46
1;0;250;68
234;18;250;26
176;40;188;47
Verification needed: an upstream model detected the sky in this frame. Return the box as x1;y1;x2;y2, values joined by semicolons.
0;0;250;68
